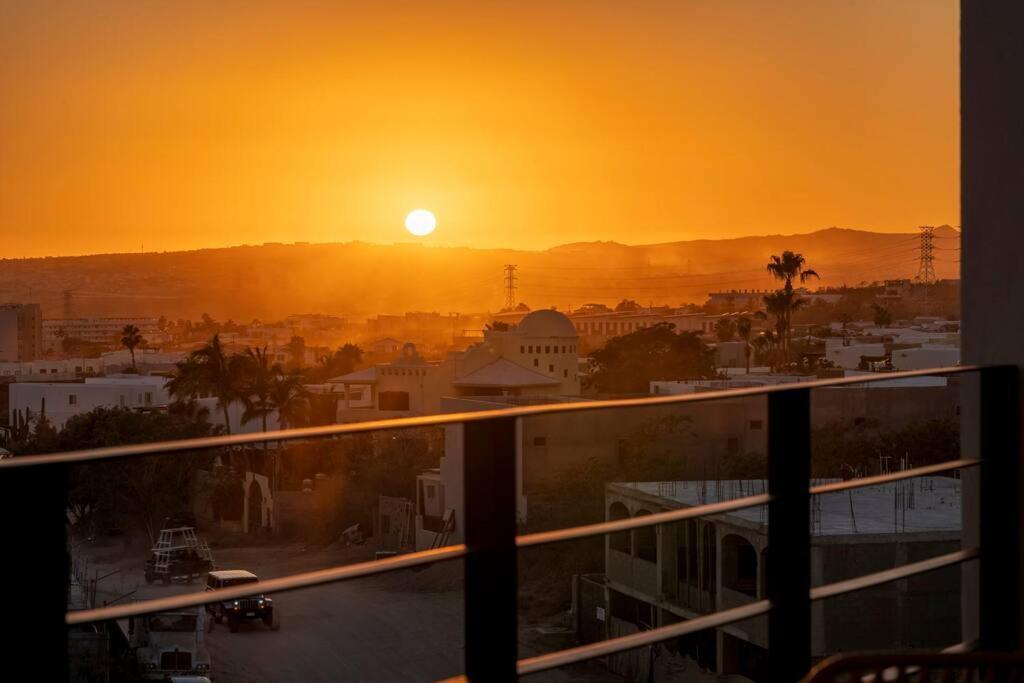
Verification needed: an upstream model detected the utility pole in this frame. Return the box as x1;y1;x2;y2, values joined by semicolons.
503;264;518;310
917;226;936;313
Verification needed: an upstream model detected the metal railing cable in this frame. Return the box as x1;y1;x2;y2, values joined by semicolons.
65;455;980;626
518;547;980;675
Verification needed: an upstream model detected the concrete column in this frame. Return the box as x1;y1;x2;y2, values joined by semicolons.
961;0;1024;648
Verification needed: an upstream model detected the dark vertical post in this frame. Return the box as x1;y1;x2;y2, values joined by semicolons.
0;462;68;678
962;0;1024;650
766;388;811;682
463;417;518;681
979;365;1022;650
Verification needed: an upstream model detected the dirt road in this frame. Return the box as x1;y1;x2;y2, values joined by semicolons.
78;539;617;682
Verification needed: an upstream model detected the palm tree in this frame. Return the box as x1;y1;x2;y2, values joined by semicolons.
236;346;280;437
120;324;144;371
736;317;753;374
166;334;239;434
767;251;820;291
766;251;820;357
270;374;309;430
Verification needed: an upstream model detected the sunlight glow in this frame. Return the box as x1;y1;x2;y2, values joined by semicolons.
405;209;437;236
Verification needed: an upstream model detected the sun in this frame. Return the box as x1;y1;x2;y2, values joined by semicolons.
405;209;436;236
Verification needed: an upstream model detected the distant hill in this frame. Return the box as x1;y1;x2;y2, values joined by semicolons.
0;226;959;320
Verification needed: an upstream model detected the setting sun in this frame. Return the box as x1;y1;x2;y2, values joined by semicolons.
405;209;437;237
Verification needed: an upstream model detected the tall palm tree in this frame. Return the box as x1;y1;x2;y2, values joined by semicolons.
236;346;280;436
166;334;239;434
736;317;753;374
120;324;144;371
766;251;820;357
270;374;309;430
767;251;820;291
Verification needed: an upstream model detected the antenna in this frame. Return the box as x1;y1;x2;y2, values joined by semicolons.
503;264;518;310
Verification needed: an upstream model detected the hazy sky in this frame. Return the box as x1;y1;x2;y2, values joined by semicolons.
0;1;958;258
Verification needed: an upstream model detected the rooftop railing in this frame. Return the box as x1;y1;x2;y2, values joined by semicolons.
1;364;1019;681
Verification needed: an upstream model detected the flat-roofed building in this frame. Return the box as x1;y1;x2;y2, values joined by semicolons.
0;304;43;362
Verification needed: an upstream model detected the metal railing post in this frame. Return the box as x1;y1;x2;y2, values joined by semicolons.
767;388;812;681
0;462;68;676
979;365;1022;650
463;416;518;681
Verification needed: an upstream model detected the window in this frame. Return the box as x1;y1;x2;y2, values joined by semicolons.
548;364;554;372
426;485;436;500
528;345;533;353
68;394;77;406
119;396;126;407
144;392;152;406
533;436;546;446
563;369;568;377
749;420;763;430
727;437;739;454
545;345;550;353
609;502;631;553
533;358;538;367
520;345;524;353
634;509;657;562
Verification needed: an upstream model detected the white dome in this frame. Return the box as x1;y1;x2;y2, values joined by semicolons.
517;309;577;338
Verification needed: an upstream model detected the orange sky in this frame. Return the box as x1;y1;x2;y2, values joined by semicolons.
0;1;958;258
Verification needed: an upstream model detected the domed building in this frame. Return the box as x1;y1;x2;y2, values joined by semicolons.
328;308;580;417
453;308;580;398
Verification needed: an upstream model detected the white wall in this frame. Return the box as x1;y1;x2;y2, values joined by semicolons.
891;346;960;371
9;376;170;430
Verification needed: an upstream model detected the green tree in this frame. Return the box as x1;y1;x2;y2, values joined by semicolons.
120;324;144;371
871;303;893;328
15;406;218;538
586;323;716;394
615;299;641;312
307;343;363;382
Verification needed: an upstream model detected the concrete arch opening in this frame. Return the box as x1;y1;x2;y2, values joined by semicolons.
722;533;758;597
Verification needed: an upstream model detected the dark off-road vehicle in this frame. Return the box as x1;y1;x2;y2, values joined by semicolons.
205;570;279;632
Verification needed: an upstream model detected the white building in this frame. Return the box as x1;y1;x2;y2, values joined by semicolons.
0;303;43;362
42;317;159;348
9;375;170;430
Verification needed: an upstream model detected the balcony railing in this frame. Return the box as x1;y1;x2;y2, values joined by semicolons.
1;364;1019;681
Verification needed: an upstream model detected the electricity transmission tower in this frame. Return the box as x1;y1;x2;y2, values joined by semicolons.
916;226;936;314
916;226;936;284
503;264;518;310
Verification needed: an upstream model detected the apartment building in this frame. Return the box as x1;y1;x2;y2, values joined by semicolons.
0;304;43;362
